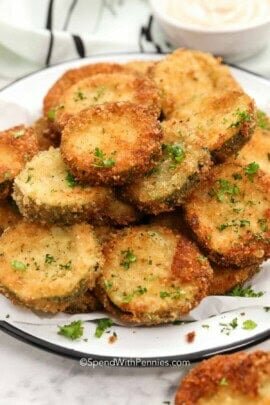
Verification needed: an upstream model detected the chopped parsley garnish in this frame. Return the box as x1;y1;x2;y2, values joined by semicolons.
66;171;78;188
219;377;229;386
94;318;113;338
244;162;259;182
104;280;113;290
93;86;106;102
163;143;185;168
217;219;250;232
59;260;72;270
258;218;268;232
257;110;270;130
12;129;25;138
122;285;147;303
229;109;252;128
120;249;137;270
74;89;87;102
242;319;257;330
160;289;184;300
58;320;84;340
160;291;171;299
92;147;115;169
47;105;64;121
209;179;239;202
228;285;264;298
264;307;270;312
220;317;238;335
45;254;55;264
11;260;27;271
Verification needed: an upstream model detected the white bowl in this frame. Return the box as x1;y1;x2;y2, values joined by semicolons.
150;0;270;62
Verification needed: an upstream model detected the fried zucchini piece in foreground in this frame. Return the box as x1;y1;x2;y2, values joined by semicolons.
122;118;211;214
208;264;259;296
184;162;270;267
175;351;270;405
0;200;20;234
151;48;241;118
124;60;156;75
0;125;38;199
13;148;109;224
96;225;213;325
61;103;162;186
235;114;270;177
0;222;103;313
50;72;160;129
175;91;255;162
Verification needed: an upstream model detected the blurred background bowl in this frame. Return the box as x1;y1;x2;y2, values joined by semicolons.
150;0;270;62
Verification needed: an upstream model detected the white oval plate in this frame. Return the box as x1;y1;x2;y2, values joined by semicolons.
0;53;269;363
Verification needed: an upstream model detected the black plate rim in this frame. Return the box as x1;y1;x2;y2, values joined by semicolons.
0;51;269;364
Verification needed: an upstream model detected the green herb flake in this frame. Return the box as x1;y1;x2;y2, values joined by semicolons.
12;129;25;138
120;249;137;270
163;143;185;168
74;89;87;102
66;171;78;188
58;320;84;340
244;162;260;182
257;110;270;130
95;318;113;338
93;147;115;169
59;260;72;270
93;86;106;102
45;254;55;264
264;307;270;312
258;218;268;232
229;109;252;128
209;179;239;202
242;320;257;330
219;377;229;386
160;291;171;299
228;285;264;298
104;280;113;290
220;317;238;335
11;260;27;271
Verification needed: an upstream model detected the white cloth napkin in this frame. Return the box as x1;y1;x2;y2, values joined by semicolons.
0;0;269;88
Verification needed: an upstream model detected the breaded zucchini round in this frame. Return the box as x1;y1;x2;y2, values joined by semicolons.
184;162;270;267
0;125;38;199
43;62;127;116
13;148;110;224
102;189;141;226
174;91;255;162
208;264;259;295
0;221;103;313
151;49;241;118
122;118;211;214
0;200;20;234
124;60;156;75
236;118;270;178
50;72;160;129
96;225;213;325
175;351;270;405
61;102;162;186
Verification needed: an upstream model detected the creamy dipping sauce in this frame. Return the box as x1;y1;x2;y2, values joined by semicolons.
167;0;270;29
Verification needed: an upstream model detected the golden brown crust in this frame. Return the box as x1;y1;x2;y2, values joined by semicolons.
65;290;102;313
184;162;270;267
0;125;39;193
150;49;241;118
96;225;213;325
208;264;259;295
122;118;212;214
124;60;156;76
175;351;270;404
0;200;21;234
32;117;60;150
61;102;162;186
0;221;103;313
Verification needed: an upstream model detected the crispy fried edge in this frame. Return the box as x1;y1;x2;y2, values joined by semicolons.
175;351;270;404
61;102;162;186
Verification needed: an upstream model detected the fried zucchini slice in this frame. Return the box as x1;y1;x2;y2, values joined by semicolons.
0;125;38;199
102;189;141;226
0;222;103;313
43;62;127;116
208;263;259;295
13;148;110;224
51;71;160;129
65;290;101;313
122;118;211;214
175;91;255;161
151;48;241;118
175;351;270;405
124;60;156;75
184;162;270;267
0;200;20;234
235;117;270;177
96;225;213;325
32;117;60;150
61;102;162;186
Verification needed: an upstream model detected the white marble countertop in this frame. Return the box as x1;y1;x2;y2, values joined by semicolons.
0;330;269;405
